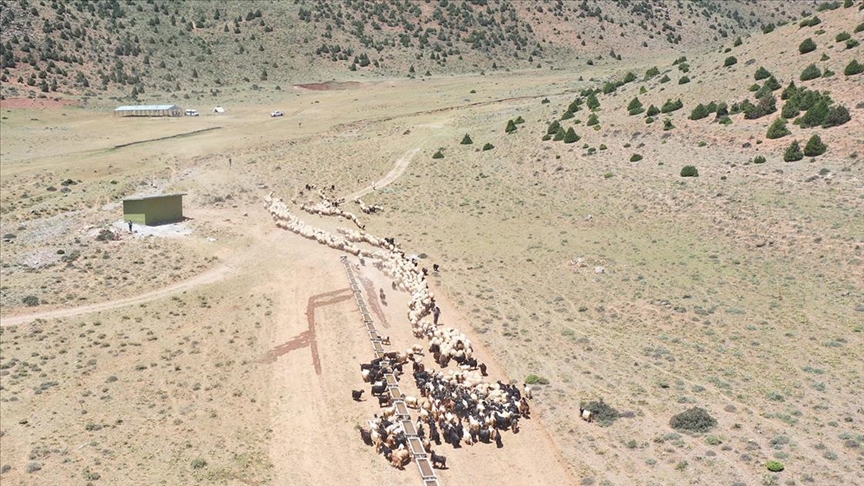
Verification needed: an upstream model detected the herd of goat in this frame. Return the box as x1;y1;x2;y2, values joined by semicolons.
266;186;595;473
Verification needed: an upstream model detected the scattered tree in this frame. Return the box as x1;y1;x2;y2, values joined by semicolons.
803;134;827;156
844;59;864;76
630;153;643;162
670;407;715;432
724;56;738;67
799;38;817;54
800;64;822;81
783;140;804;161
766;117;791;139
754;66;771;80
460;134;473;145
432;150;444;159
505;119;517;133
680;165;699;177
822;105;851;127
563;127;579;144
482;142;494;151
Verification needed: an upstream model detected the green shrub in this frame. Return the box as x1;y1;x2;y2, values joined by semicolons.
766;460;785;472
630;153;643;162
804;134;827;156
599;144;607;150
678;75;690;85
680;165;698;177
781;81;798;100
586;93;600;110
561;110;574;120
553;127;566;141
800;16;822;28
724;56;738;67
763;23;775;34
766;117;791;139
505;119;517;133
541;134;552;141
623;71;637;83
22;295;40;307
784;140;804;162
645;116;654;124
191;458;207;469
514;116;525;124
764;76;782;91
525;374;549;385
856;22;864;33
822;105;851;128
670;407;715;432
659;74;670;83
547;120;561;135
799;38;817;54
644;66;660;79
835;31;851;42
646;104;660;117
718;115;732;125
800;64;822;81
749;83;760;92
627;97;644;115
460;134;473;145
818;1;841;11
663;119;675;131
844;59;864;76
580;400;620;426
848;39;861;49
689;104;709;120
677;62;690;73
754;155;767;164
661;98;683;113
734;36;743;46
714;102;728;117
541;98;550;104
797;99;830;127
432;150;444;159
586;114;599;126
563;127;580;144
482;143;494;151
754;66;772;80
782;99;800;119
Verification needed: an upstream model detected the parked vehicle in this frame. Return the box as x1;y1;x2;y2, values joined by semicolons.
185;109;199;116
270;110;284;117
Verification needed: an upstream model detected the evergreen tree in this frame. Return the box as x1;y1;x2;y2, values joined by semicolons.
822;105;851;128
553;127;566;141
505;119;517;133
586;93;600;110
689;103;709;120
797;99;830;128
460;134;473;145
563;127;579;144
803;134;826;156
547;120;561;135
646;105;660;117
783;140;804;162
754;66;771;80
799;38;817;54
766;117;791;139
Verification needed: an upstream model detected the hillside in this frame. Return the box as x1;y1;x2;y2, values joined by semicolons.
0;0;803;101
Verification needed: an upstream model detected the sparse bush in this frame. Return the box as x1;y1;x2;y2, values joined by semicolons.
586;114;599;126
482;143;494;151
844;59;864;76
96;229;115;241
754;66;772;80
659;74;670;83
797;99;830;127
763;23;775;34
822;105;851;127
646;105;660;117
561;110;574;120
563;127;580;144
191;458;207;469
678;75;691;85
784;140;804;162
766;460;785;472
514;116;525;124
799;38;817;54
754;155;767;164
856;22;864;33
553;127;566;141
663;119;675;131
630;154;643;162
547;120;561;135
22;295;40;307
847;39;861;49
804;134;827;156
689;104;710;120
586;93;600;110
680;165;698;177
766;118;791;139
432;150;444;159
724;56;738;67
836;32;851;42
26;462;42;474
505;120;517;133
580;400;619;426
525;374;549;385
644;66;660;79
670;407;716;432
627;97;644;115
661;98;683;113
800;64;822;81
460;134;473;145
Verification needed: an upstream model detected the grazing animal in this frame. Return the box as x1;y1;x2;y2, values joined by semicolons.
579;407;593;423
523;383;533;399
479;363;488;376
404;396;419;409
390;449;411;469
352;390;364;401
431;451;447;469
371;382;387;396
433;264;440;272
519;397;530;417
381;335;391;346
359;427;373;446
379;288;386;304
378;395;392;407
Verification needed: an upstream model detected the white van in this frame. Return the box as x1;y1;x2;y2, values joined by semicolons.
185;109;199;117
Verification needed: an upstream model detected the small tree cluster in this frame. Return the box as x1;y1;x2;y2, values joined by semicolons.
586;114;599;126
627;97;644;116
630;153;643;162
803;134;827;156
754;66;772;80
724;56;738;67
563;127;580;144
800;63;822;81
505;119;518;133
586;93;600;111
432;150;444;159
784;140;804;162
482;143;495;151
580;400;620;427
460;134;473;145
799;38;817;54
845;59;864;76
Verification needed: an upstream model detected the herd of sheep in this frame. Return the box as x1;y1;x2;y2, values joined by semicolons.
264;189;533;472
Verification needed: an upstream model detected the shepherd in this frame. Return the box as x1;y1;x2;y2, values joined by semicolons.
127;221;133;232
433;305;441;326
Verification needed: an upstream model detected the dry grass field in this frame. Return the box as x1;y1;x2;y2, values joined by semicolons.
2;5;863;486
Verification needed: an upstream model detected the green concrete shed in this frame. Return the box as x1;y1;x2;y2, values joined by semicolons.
123;194;185;226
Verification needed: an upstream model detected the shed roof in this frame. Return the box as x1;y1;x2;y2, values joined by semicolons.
123;193;186;202
114;104;180;111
